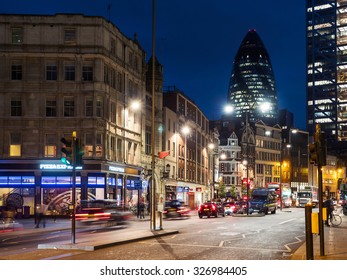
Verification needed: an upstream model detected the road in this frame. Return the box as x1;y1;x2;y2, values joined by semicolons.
0;208;306;260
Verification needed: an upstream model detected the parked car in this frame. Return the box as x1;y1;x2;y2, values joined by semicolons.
223;201;236;215
76;199;132;227
198;202;225;218
163;200;190;218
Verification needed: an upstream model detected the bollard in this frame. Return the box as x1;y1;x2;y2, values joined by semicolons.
305;204;314;260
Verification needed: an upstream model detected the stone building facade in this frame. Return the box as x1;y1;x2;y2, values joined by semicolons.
0;14;148;214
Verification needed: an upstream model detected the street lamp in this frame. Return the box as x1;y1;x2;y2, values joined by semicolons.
208;143;217;200
129;99;142;217
182;126;190;182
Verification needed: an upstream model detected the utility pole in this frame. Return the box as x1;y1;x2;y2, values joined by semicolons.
60;131;78;244
308;124;327;256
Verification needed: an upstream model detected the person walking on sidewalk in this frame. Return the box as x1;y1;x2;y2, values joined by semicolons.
139;198;145;219
323;198;334;227
35;203;47;228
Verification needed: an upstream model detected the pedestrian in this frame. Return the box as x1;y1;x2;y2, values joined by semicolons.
35;203;47;228
139;198;145;219
323;198;334;226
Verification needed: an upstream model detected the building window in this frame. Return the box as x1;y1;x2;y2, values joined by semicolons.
64;28;76;43
110;38;116;55
46;98;57;117
11;97;22;116
12;27;23;44
96;134;103;157
85;97;93;117
85;133;93;157
111;102;116;123
64;97;75;117
64;65;75;81
104;65;110;84
46;64;57;80
10;133;21;157
45;134;56;157
96;97;103;117
117;138;123;162
145;125;152;155
11;63;22;80
82;65;93;81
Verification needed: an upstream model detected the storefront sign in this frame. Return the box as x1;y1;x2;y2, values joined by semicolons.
177;186;190;192
40;164;73;170
196;187;202;192
109;166;125;173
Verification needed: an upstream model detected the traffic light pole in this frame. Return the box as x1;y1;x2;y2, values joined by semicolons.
318;161;324;256
60;131;79;244
71;162;76;244
309;124;326;257
71;132;77;244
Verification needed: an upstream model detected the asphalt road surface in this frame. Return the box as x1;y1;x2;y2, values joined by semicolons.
0;207;306;260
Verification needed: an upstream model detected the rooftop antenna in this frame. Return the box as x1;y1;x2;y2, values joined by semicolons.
107;3;112;22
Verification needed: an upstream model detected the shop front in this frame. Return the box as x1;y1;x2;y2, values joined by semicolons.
0;159;142;217
164;183;207;210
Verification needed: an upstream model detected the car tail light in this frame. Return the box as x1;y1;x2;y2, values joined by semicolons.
75;212;111;221
212;204;216;210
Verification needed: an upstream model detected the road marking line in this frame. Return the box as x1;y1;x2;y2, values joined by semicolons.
279;218;296;225
140;241;290;252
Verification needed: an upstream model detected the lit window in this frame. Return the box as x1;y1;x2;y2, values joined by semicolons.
45;134;56;157
10;145;21;157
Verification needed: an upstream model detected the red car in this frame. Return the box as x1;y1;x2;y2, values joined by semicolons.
198;202;225;218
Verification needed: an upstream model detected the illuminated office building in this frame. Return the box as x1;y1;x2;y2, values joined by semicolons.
227;29;279;125
306;0;347;151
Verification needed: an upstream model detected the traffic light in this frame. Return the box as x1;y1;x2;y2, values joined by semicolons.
309;142;318;165
61;136;74;165
75;138;84;167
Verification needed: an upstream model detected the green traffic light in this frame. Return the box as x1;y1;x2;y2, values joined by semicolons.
61;157;71;165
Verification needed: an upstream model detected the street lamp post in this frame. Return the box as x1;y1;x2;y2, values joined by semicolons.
182;126;190;182
208;143;217;201
150;0;157;231
243;112;252;216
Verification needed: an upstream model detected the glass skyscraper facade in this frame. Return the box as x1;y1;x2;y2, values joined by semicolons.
306;0;347;148
227;29;279;125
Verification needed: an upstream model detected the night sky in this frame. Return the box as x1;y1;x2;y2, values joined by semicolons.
1;0;307;129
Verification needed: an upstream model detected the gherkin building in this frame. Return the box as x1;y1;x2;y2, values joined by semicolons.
228;29;279;125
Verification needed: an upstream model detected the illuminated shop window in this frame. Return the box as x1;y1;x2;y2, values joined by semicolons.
10;144;21;157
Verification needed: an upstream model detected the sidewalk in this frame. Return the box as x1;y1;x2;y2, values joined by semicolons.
291;213;347;260
1;215;179;251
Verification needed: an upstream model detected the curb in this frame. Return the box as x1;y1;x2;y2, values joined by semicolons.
37;229;179;251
